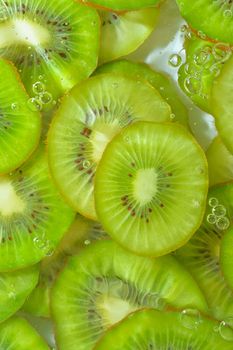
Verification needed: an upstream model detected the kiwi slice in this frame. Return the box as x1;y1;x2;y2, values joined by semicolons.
24;215;108;318
0;0;100;105
0;59;41;174
95;121;208;256
48;73;171;220
81;0;161;11
0;265;38;323
0;316;50;349
51;240;208;350
206;137;233;186
95;309;233;350
178;35;231;113
0;145;75;272
99;8;159;64
95;59;189;128
176;0;233;44
176;182;233;323
220;227;233;291
212;54;233;155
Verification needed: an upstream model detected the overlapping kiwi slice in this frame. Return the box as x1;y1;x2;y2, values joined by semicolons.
220;227;233;291
178;34;231;113
82;0;161;11
0;317;50;349
48;73;171;220
51;240;208;350
24;215;108;318
176;182;233;323
0;146;75;272
99;8;159;63
0;0;100;105
95;59;189;128
176;0;233;44
0;59;41;174
95;309;233;350
95;121;208;256
212;55;233;154
206;137;233;186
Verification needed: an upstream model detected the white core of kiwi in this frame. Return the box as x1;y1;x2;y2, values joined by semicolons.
133;169;158;205
0;177;25;216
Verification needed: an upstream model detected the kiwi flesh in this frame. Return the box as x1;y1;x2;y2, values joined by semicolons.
81;0;161;11
47;73;172;220
95;59;189;128
212;54;233;155
95;121;208;257
99;8;159;64
0;316;50;349
95;309;233;350
176;182;233;323
51;240;208;350
220;227;233;291
0;0;100;106
206;137;233;186
176;0;233;44
0;145;75;272
0;59;41;174
24;215;108;318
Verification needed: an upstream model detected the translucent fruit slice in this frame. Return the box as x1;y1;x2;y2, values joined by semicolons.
176;182;233;323
48;74;171;220
95;59;189;128
51;240;208;350
0;317;50;350
0;265;38;323
95;309;233;350
95;121;208;256
0;0;100;104
0;59;41;174
220;227;233;291
212;55;233;154
206;137;233;186
176;0;233;44
99;8;159;63
0;146;75;271
82;0;161;11
24;215;108;318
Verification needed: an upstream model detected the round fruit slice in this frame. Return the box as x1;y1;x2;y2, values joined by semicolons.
51;240;208;350
0;316;50;350
0;265;38;323
206;137;233;186
48;74;171;220
176;0;233;44
0;146;75;272
95;59;189;128
220;227;233;291
0;59;41;174
81;0;161;11
24;215;108;318
0;0;100;105
99;8;159;63
178;35;231;113
176;182;233;323
212;55;233;154
95;121;208;256
95;309;233;350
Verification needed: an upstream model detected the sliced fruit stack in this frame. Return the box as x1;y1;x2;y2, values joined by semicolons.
0;0;233;349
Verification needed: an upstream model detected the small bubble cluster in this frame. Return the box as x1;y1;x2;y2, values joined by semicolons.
207;197;230;230
27;81;53;111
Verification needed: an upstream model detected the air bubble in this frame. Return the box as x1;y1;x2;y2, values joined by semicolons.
39;92;53;104
33;82;45;95
124;136;130;143
180;309;202;329
27;98;43;111
214;318;233;341
170;113;176;120
223;9;232;18
194;50;210;66
11;103;19;111
208;197;219;207
83;160;90;169
212;205;226;217
197;30;206;40
216;217;230;231
168;54;182;67
184;76;201;95
207;214;217;225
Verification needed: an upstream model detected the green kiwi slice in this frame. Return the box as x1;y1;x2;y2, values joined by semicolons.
0;146;75;272
0;316;50;349
95;121;208;257
0;265;38;323
0;59;41;174
178;35;231;113
48;74;171;220
99;8;159;64
220;227;233;291
95;59;189;128
176;0;233;44
212;55;233;155
95;309;233;350
176;182;233;323
206;137;233;186
24;215;108;318
0;0;100;105
51;240;208;350
82;0;161;11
